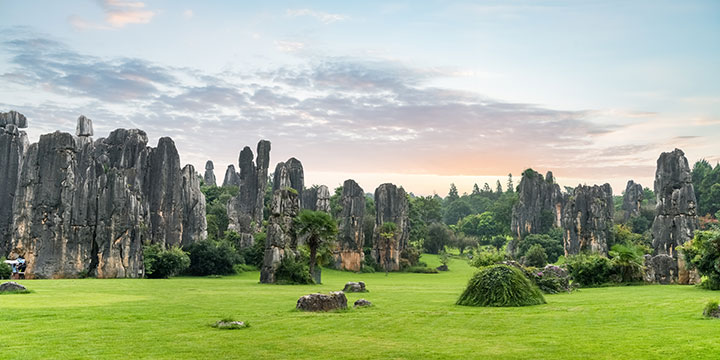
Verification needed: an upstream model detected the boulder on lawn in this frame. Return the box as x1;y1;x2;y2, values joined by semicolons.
354;299;372;308
343;281;367;292
296;291;348;312
436;264;449;271
0;281;27;293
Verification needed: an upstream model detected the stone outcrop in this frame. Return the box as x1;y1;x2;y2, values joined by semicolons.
343;281;367;292
273;158;304;196
75;115;93;136
651;149;698;256
334;180;365;271
222;164;240;187
0;281;27;292
302;185;331;212
511;170;564;239
203;160;216;187
0;111;28;255
354;299;372;308
643;254;677;284
296;291;348;312
5;115;206;278
561;184;613;255
622;180;643;221
371;183;409;271
259;187;300;283
226;140;271;249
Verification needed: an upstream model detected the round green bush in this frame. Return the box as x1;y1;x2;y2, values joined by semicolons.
456;264;546;307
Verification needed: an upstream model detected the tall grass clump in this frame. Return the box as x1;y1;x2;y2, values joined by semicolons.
456;264;546;307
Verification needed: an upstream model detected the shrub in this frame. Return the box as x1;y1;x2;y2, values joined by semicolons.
679;229;720;290
400;247;421;267
143;244;190;279
609;243;645;282
233;263;257;273
0;258;11;279
517;233;564;264
471;248;505;268
187;240;240;276
456;264;546;307
240;232;265;268
565;255;614;287
703;300;720;318
275;255;313;285
524;244;548;268
407;266;439;274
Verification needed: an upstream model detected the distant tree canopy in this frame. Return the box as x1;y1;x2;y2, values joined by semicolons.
692;160;720;218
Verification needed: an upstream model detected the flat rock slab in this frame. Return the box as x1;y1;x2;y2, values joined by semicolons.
354;299;372;308
0;281;27;292
213;320;248;329
296;291;347;312
343;281;367;292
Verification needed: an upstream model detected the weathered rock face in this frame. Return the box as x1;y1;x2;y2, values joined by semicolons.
334;180;365;271
75;115;93;137
643;254;677;285
203;160;216;187
222;164;240;187
0;281;26;292
296;291;348;312
511;170;564;239
273;158;304;196
353;298;372;308
561;184;613;256
0;111;28;256
372;183;409;271
7;116;207;278
651;149;698;258
259;188;300;283
622;180;643;221
226;140;271;248
301;185;331;212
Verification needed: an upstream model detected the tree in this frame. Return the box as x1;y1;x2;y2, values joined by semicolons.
609;243;644;282
329;185;344;219
517;233;564;263
424;222;453;254
454;233;479;254
524;244;548;267
495;180;503;194
679;229;720;289
506;173;514;193
447;183;459;202
444;199;472;225
483;183;492;193
294;210;338;278
472;183;480;195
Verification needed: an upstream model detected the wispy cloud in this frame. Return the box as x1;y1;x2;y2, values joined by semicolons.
286;9;348;24
274;40;305;53
69;0;155;30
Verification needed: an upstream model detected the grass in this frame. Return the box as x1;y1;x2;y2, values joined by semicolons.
1;254;720;359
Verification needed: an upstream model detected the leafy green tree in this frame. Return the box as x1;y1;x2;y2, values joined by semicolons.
454;233;479;254
472;183;480;195
294;210;338;278
447;183;459;202
444;199;473;225
187;240;240;276
495;180;503;194
679;229;720;289
692;160;720;217
506;173;514;193
483;183;492;193
490;235;507;251
517;233;564;264
143;244;190;279
489;191;518;235
328;185;344;219
424;222;453;254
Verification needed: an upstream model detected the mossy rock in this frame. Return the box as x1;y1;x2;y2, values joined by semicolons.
456;264;546;307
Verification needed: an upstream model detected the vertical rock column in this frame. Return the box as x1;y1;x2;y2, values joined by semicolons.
222;164;240;187
651;148;699;284
260;187;300;283
622;180;643;221
334;180;365;271
203;160;217;187
561;184;613;256
372;183;409;271
511;170;564;239
0;111;28;256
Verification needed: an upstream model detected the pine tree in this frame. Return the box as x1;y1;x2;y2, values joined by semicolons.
472;183;480;195
447;183;459;201
483;183;492;193
496;180;503;194
507;174;514;193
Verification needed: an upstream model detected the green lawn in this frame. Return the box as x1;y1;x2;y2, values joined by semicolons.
2;255;719;359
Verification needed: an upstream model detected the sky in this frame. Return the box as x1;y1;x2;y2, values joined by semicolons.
1;0;719;196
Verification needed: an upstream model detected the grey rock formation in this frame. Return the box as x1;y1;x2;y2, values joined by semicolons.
371;183;409;271
222;164;240;187
0;111;27;128
203;160;217;187
343;281;367;292
7;120;206;278
259;188;300;283
561;184;613;255
0;111;28;256
354;299;372;308
301;185;330;212
511;170;564;239
643;254;677;285
0;281;26;292
622;180;643;221
296;291;348;312
75;115;94;137
334;180;365;271
651;149;698;258
273;158;304;196
226;140;271;248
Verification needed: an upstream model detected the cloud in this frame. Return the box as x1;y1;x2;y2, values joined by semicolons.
274;40;305;53
4;31;711;191
69;0;155;30
286;9;348;24
183;10;194;19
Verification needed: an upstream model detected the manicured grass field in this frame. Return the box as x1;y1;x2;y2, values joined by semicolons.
2;255;719;359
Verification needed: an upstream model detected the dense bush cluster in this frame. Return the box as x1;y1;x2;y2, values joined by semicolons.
275;255;314;285
143;244;190;279
680;229;720;289
456;264;546;307
187;240;240;276
0;257;11;279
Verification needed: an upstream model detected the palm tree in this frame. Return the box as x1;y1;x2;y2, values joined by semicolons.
294;210;338;280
